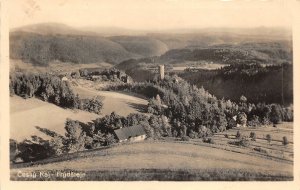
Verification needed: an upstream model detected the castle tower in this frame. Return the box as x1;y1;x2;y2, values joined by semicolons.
159;65;164;80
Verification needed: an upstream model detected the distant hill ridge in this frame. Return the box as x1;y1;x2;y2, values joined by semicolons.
10;31;140;65
10;23;292;66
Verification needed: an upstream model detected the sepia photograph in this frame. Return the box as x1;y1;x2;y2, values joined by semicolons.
4;0;296;182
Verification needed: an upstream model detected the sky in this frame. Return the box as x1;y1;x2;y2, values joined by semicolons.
9;0;293;30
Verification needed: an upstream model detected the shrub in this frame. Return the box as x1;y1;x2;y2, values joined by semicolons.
240;95;247;103
266;134;272;144
181;136;190;141
65;119;87;153
247;115;261;127
10;139;18;162
270;104;283;124
49;136;65;156
253;147;268;154
229;137;250;147
147;97;164;115
203;137;215;144
249;132;256;141
16;137;54;162
282;136;289;146
283;107;293;121
236;131;241;139
227;118;237;129
237;112;247;126
262;117;271;125
238;137;250;147
78;96;103;114
188;130;197;139
104;133;116;145
224;134;229;138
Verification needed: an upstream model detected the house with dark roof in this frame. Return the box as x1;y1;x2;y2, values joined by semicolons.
114;125;146;143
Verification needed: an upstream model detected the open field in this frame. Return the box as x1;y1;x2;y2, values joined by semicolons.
72;79;149;116
171;61;229;71
190;123;293;163
11;141;292;181
10;96;99;141
10;59;113;74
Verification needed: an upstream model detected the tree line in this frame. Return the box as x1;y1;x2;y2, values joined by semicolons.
10;72;103;114
70;68;132;83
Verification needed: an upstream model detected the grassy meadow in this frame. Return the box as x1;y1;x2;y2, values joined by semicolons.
10;96;99;141
11;122;293;181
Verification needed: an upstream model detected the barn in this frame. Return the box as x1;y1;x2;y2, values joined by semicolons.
114;125;146;143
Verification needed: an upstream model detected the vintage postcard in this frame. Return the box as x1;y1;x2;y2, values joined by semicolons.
1;0;300;189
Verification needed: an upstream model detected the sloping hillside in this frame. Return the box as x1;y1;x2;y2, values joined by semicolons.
72;83;148;116
10;23;96;36
10;23;168;65
10;59;113;74
179;64;293;105
109;36;168;57
11;141;292;180
159;41;292;65
9;31;169;65
10;96;99;141
114;59;157;82
149;27;292;49
10;31;139;65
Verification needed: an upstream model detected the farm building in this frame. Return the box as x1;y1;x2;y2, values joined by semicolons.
114;125;146;143
61;76;68;81
58;74;69;81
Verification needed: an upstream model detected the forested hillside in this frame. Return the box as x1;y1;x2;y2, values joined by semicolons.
179;64;293;105
159;42;292;65
109;36;168;57
10;32;139;65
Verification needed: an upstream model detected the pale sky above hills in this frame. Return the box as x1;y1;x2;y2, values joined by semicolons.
9;0;293;30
